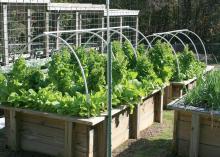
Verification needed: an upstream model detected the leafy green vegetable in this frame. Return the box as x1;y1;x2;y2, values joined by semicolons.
148;40;175;83
172;46;206;81
0;40;190;117
123;41;137;69
48;48;76;95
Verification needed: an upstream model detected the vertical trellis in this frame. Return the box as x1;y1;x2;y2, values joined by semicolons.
103;9;140;46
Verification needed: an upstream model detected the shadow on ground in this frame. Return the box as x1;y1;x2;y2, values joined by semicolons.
113;138;175;157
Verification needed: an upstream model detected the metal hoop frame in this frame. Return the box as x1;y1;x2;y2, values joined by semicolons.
85;26;152;51
19;33;90;106
154;29;207;64
146;34;180;77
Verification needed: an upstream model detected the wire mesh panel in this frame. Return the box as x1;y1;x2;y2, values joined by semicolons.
0;1;140;65
43;3;105;52
103;9;139;47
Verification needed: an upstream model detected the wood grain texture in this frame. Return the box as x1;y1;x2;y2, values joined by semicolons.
175;110;220;157
189;114;200;157
111;109;130;150
154;91;163;123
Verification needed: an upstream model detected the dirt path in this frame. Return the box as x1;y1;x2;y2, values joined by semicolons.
113;110;175;157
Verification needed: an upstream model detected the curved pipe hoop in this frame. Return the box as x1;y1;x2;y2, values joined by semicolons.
65;31;108;49
146;34;180;77
18;33;90;107
122;27;152;48
85;27;152;52
65;31;115;59
104;29;138;59
163;33;187;49
173;32;200;60
183;30;208;64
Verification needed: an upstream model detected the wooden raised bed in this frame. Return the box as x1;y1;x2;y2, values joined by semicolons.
169;99;220;157
164;65;215;107
130;89;164;138
3;107;106;157
1;89;163;157
163;84;172;107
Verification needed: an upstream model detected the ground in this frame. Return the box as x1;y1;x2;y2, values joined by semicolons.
113;110;175;157
0;110;175;157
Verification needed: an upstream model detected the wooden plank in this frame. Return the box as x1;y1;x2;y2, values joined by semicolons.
187;81;196;90
21;113;65;129
79;13;82;46
56;13;60;50
173;111;179;154
139;95;155;131
179;111;192;122
174;109;220;157
129;104;140;139
200;125;220;147
112;129;129;150
64;121;73;157
200;115;220;127
0;0;50;3
199;143;220;157
154;91;163;123
163;85;172;107
189;113;200;157
76;12;79;47
178;139;190;157
0;107;105;126
168;99;220;118
111;110;129;150
95;120;107;157
9;110;20;151
119;16;123;43
139;112;154;131
177;121;191;140
87;127;94;157
27;9;31;54
172;77;197;86
171;84;183;100
135;16;139;49
3;4;9;65
101;17;105;52
21;121;65;139
21;138;63;156
44;11;49;57
72;123;89;156
48;3;106;11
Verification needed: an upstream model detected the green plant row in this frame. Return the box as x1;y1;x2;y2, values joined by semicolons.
185;70;220;110
0;40;206;117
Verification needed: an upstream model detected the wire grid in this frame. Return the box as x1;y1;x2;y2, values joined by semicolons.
0;1;140;65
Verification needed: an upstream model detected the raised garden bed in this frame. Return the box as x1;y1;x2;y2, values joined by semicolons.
169;99;220;157
3;106;106;157
130;89;163;138
163;65;215;107
1;89;164;157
